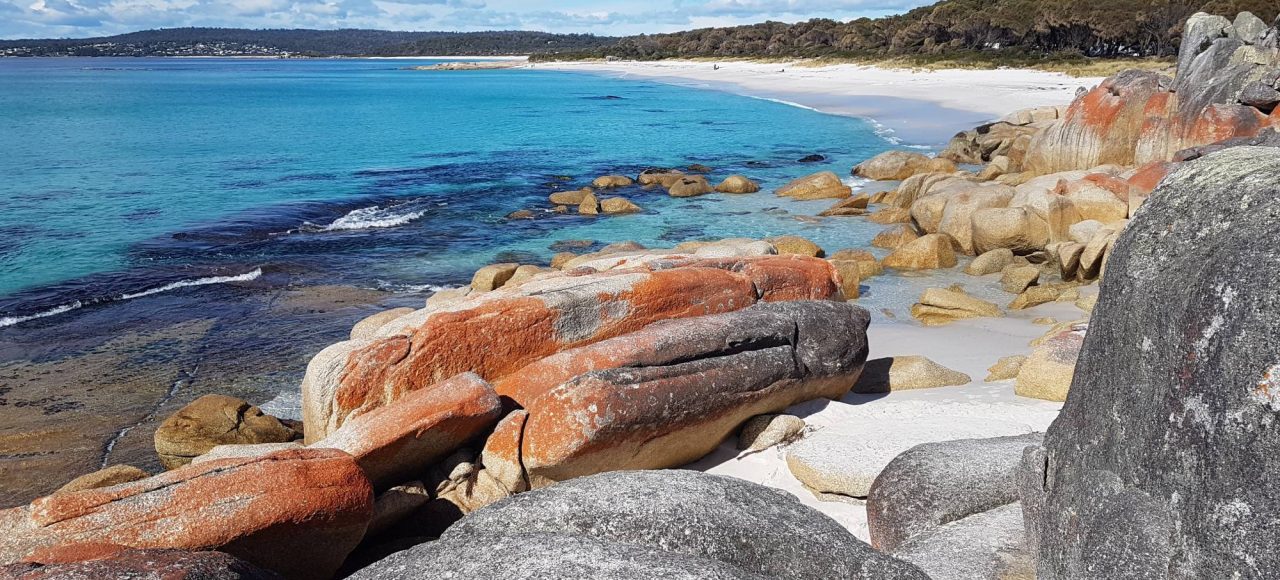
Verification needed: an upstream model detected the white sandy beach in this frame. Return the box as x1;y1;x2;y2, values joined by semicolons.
539;60;1103;143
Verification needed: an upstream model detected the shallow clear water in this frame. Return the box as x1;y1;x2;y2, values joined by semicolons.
0;57;920;326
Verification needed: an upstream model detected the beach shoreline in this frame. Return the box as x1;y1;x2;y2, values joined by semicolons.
538;59;1103;144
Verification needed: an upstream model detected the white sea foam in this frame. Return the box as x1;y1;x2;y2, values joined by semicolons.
322;205;427;231
373;280;459;293
0;301;85;329
0;268;263;329
119;268;263;300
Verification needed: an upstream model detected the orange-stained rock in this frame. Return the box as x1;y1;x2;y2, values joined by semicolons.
0;448;373;579
1127;161;1178;194
314;372;502;490
303;256;841;441
1024;71;1166;175
510;300;871;487
1025;30;1280;175
658;255;842;302
22;542;132;565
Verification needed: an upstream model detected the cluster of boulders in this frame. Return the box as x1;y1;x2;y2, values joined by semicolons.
0;239;889;578
861;145;1280;579
848;12;1277;280
823;11;1279;406
506;166;763;220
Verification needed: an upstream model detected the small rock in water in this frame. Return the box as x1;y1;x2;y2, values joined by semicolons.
470;263;520;292
797;154;827;163
154;394;301;470
766;235;824;257
578;191;600;215
591;175;633;188
54;465;150;495
668;175;713;197
910;287;1002;326
775;171;852;200
714;175;760;194
1009;285;1062;310
883;234;958;271
738;414;806;451
549;187;591;205
600;197;642;215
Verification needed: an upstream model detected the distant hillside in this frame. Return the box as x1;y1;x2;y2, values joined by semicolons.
531;0;1279;62
0;28;617;57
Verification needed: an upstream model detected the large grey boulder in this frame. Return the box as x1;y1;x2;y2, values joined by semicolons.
893;503;1032;580
357;470;929;579
1232;11;1270;44
351;533;769;579
1020;147;1280;579
1176;12;1233;78
867;433;1042;552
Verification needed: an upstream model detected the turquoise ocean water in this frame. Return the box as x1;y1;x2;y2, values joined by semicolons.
0;57;912;327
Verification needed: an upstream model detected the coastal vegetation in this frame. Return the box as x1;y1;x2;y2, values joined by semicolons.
530;0;1278;62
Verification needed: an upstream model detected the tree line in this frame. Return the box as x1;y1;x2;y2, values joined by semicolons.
532;0;1278;61
0;28;617;57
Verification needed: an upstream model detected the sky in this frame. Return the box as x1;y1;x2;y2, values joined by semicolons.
0;0;937;39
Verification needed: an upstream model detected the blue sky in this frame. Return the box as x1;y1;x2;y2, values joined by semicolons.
1;0;934;39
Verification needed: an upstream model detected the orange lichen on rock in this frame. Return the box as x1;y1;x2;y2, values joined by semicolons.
0;448;373;579
305;256;843;440
316;372;502;490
